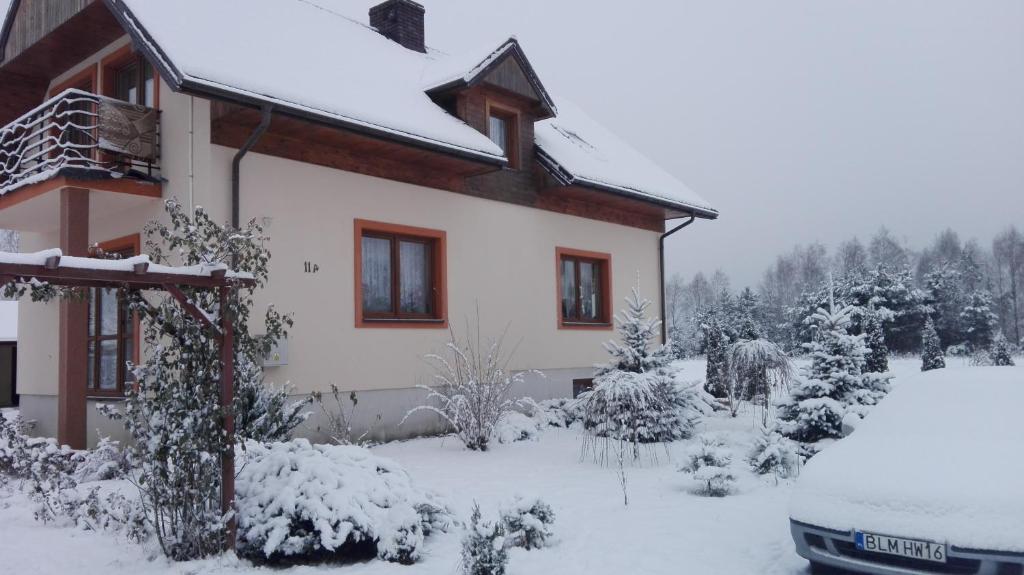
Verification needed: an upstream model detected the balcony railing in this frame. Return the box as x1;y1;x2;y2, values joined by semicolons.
0;88;160;195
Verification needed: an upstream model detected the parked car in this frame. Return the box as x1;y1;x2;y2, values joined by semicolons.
789;366;1024;574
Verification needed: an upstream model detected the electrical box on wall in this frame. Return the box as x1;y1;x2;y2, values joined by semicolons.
262;336;288;367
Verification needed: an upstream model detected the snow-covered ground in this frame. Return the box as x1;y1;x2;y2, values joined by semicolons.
0;358;998;575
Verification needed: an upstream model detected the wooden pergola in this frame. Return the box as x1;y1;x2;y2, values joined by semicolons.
0;250;255;549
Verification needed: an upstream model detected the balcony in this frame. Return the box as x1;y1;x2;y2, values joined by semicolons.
0;89;160;196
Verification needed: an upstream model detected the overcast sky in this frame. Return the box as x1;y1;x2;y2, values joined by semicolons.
344;0;1023;288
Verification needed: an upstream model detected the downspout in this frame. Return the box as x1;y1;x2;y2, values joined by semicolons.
659;214;697;343
231;104;273;230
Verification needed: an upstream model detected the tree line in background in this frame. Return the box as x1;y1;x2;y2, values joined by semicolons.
667;225;1024;358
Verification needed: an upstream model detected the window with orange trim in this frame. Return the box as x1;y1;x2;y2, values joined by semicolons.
86;235;141;397
354;219;447;328
557;247;612;329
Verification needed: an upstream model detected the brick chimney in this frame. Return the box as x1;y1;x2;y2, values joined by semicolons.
369;0;426;53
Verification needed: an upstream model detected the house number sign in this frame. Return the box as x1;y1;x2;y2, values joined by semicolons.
304;261;320;274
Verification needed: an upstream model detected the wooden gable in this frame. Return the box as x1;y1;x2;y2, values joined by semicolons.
2;0;94;63
480;53;542;105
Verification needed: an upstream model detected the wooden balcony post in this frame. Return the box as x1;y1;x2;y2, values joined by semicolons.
57;186;89;449
220;285;236;551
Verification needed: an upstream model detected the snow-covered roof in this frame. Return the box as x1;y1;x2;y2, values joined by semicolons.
114;0;505;162
0;300;15;343
536;100;717;217
103;0;716;217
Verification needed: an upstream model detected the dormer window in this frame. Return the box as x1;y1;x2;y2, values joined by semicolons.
486;102;519;168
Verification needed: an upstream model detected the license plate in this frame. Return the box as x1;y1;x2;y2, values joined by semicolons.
855;531;947;563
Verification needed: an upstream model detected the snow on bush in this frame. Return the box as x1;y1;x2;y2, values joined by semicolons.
73;436;127;483
461;503;508;575
235;439;451;565
494;411;543;444
407;313;533;452
499;496;555;550
921;316;946;371
747;425;801;479
680;435;736;497
726;338;793;423
517;397;581;429
0;416;147;539
989;333;1016;366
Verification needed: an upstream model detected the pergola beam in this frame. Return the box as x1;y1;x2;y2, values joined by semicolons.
0;262;255;289
0;253;251;552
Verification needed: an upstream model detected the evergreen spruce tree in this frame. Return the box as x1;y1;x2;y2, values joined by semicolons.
920;317;946;371
702;312;729;398
777;290;885;445
960;290;998;352
579;281;701;455
989;333;1016;367
863;310;889;373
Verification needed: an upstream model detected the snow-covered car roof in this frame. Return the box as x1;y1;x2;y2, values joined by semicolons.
104;0;716;217
790;366;1024;553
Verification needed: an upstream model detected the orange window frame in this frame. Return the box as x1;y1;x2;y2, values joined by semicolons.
354;219;448;329
485;100;520;169
556;247;612;330
86;233;142;398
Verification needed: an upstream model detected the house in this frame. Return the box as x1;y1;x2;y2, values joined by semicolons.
0;0;717;449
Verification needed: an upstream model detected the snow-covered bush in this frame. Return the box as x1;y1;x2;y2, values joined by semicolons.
407;314;530;451
499;496;555;550
989;333;1016;366
747;425;800;479
680;436;736;497
311;385;380;445
98;200;309;560
236;439;450;565
579;284;702;463
494;411;543;444
517;397;581;429
0;416;147;539
921;317;945;371
73;436;127;483
726;339;793;423
461;504;509;575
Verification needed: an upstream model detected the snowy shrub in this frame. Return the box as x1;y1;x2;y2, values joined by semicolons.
989;334;1016;366
494;411;543;444
407;313;531;451
499;496;555;550
73;436;127;483
921;317;945;371
0;416;148;539
747;425;800;479
96;200;309;560
517;397;580;429
726;339;793;423
311;385;381;445
235;439;450;565
461;504;509;575
580;283;703;463
680;436;736;497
